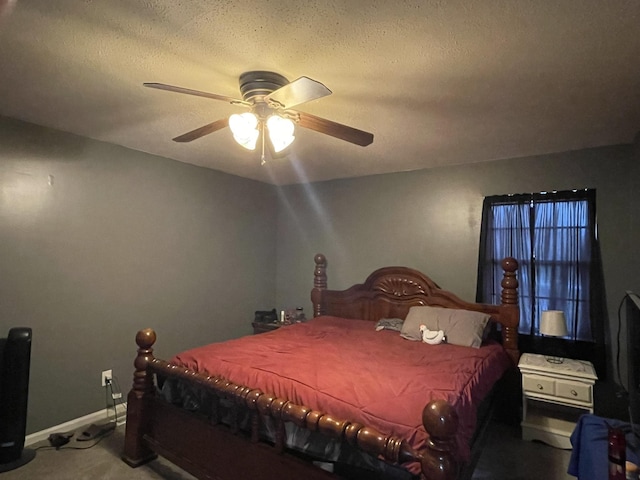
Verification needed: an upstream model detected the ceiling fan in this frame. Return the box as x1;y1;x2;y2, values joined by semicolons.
144;71;374;164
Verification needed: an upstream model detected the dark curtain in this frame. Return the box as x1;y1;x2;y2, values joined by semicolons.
476;189;606;377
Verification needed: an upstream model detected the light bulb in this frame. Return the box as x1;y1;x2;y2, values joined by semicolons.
266;115;295;153
229;112;259;150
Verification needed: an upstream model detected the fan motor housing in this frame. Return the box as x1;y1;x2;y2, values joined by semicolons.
239;71;288;103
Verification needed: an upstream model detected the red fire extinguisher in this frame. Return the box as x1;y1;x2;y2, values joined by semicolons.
608;426;626;480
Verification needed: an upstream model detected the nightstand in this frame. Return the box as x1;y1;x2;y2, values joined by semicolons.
518;352;597;449
252;322;281;335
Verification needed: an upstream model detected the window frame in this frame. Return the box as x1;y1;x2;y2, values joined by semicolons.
476;188;606;376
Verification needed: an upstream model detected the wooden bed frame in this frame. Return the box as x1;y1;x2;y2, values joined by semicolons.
122;254;519;480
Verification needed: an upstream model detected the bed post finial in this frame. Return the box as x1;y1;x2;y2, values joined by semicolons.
311;253;327;317
500;257;520;363
420;399;459;480
500;257;518;305
122;328;158;467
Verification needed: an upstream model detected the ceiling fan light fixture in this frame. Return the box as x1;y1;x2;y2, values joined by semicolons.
266;115;295;153
229;112;259;150
146;71;374;160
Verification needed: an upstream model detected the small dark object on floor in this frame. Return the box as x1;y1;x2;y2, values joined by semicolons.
77;422;116;441
48;432;73;449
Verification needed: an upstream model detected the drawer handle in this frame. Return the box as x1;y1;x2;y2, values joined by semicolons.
537;384;544;390
571;389;578;396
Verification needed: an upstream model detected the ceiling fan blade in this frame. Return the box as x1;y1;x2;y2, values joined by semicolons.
172;118;229;143
265;77;332;110
296;112;374;147
144;83;249;106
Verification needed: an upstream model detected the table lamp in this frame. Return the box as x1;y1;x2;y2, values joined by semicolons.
540;310;568;364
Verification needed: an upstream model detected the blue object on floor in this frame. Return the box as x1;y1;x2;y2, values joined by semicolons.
568;414;639;479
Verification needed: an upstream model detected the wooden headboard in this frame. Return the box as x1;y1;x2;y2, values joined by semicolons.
311;253;521;363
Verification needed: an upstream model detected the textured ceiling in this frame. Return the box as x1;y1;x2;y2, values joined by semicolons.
0;1;639;185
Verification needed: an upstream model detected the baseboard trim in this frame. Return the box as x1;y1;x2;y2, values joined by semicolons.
25;403;127;447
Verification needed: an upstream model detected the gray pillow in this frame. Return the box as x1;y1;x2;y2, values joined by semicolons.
375;318;404;332
400;306;490;348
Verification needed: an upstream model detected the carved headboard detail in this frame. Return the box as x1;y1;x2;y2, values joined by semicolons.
372;276;428;297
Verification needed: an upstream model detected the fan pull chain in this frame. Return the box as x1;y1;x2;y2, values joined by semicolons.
261;124;266;165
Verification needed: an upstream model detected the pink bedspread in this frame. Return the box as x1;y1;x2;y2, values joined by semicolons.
172;316;511;472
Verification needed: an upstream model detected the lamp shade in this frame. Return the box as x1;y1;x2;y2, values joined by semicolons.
540;310;568;337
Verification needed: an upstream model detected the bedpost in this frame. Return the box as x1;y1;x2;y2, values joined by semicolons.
500;257;520;363
311;253;327;317
122;329;158;467
419;400;459;480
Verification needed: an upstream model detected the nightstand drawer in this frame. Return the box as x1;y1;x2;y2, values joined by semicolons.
523;375;555;395
556;380;591;403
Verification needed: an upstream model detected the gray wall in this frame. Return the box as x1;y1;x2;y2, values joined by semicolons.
0;116;278;434
275;144;640;383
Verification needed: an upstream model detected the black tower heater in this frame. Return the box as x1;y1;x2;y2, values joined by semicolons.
0;327;35;472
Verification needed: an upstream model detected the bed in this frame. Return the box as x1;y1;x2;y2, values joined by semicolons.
122;253;520;480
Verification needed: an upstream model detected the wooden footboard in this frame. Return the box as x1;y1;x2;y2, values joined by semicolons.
122;328;460;480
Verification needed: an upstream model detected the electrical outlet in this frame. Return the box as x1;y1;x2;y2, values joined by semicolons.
101;369;112;387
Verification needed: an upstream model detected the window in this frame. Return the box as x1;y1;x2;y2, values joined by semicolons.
476;189;606;373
